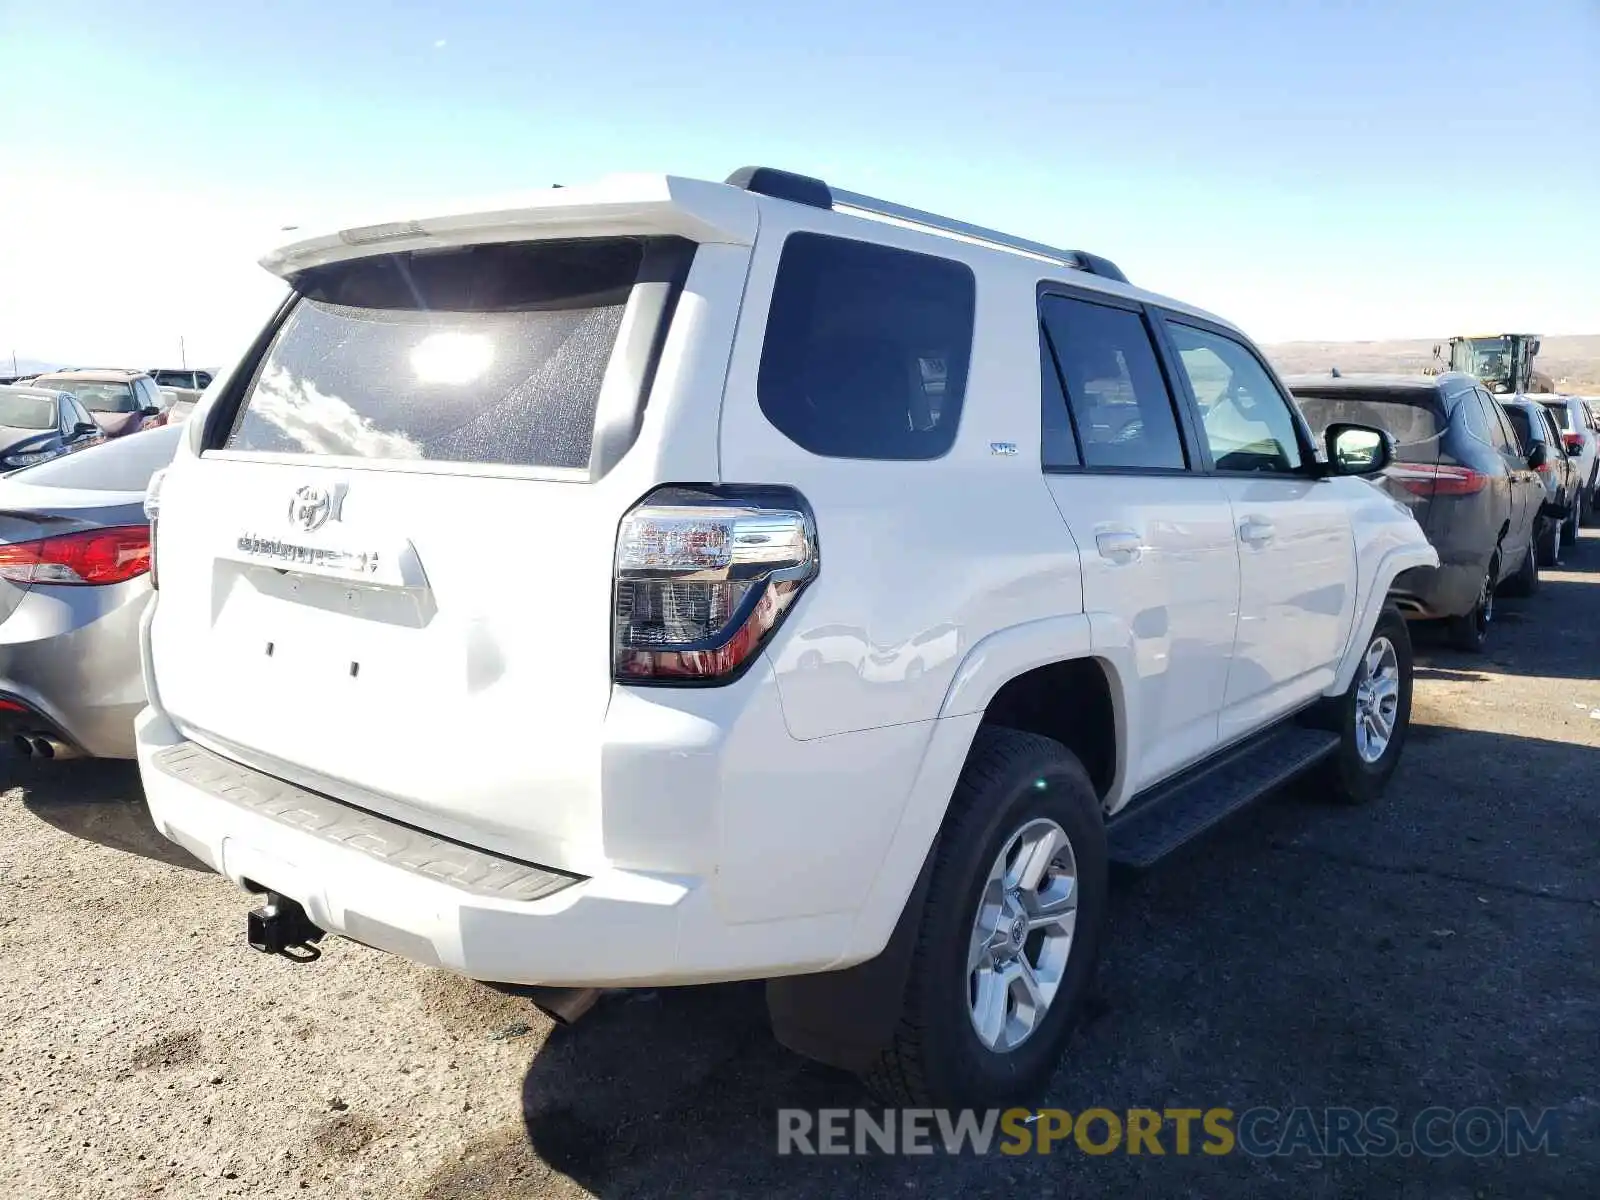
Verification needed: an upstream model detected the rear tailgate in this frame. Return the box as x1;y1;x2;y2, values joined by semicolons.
149;221;738;868
1293;389;1445;529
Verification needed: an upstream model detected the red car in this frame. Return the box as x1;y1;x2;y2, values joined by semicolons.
28;368;168;439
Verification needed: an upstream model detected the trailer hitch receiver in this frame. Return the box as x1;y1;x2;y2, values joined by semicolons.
247;892;326;961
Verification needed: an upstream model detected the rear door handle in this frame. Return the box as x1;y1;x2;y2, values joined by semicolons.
1239;517;1276;545
1095;529;1143;564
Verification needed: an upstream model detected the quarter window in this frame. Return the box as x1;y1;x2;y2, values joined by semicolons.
757;233;975;461
1039;320;1080;468
1458;390;1494;444
1484;391;1522;457
1167;323;1303;473
1039;295;1186;470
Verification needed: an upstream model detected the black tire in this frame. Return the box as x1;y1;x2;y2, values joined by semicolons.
1536;516;1560;567
1499;537;1539;599
1561;492;1581;546
861;727;1107;1108
1313;606;1413;805
1445;556;1495;651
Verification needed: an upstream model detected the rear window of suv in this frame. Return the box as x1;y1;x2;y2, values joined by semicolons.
757;233;975;460
1292;388;1444;463
224;238;675;471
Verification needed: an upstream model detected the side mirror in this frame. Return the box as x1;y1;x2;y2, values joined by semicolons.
1527;442;1548;471
1324;423;1393;477
140;405;161;417
73;421;99;438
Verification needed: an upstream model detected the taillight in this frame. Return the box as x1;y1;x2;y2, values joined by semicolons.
0;526;152;586
613;486;817;683
1386;463;1488;497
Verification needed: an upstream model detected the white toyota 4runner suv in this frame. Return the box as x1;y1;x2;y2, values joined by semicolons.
137;167;1436;1106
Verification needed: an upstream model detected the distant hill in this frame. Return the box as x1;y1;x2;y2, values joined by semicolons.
1264;334;1600;395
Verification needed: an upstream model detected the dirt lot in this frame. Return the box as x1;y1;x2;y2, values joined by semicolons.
3;537;1597;1199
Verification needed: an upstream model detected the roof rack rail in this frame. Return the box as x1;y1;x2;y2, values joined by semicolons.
725;166;1129;285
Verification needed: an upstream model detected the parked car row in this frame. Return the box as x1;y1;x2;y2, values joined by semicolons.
0;166;1583;1110
1289;373;1596;651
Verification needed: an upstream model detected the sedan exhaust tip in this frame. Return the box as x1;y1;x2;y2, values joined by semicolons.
27;735;80;761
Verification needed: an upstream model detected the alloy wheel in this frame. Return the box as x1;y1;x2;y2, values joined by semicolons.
1353;635;1401;764
967;817;1079;1052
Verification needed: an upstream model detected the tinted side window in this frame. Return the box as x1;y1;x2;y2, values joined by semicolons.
757;233;974;461
1501;404;1533;453
1039;295;1185;470
1541;408;1567;453
1167;323;1303;473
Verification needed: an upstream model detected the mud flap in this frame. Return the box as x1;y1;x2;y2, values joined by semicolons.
765;840;936;1073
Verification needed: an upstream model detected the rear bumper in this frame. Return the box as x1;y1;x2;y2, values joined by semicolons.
135;664;947;987
0;580;149;758
1388;560;1483;621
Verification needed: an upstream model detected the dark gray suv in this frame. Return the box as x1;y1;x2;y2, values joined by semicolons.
1288;372;1545;651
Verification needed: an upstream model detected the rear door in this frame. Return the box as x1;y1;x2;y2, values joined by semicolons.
148;234;718;863
1162;317;1357;739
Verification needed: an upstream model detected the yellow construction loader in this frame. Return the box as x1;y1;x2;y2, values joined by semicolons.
1430;334;1556;394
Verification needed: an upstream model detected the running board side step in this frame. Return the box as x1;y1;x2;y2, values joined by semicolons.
1106;724;1339;868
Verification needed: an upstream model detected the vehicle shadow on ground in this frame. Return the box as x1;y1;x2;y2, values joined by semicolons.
4;755;205;871
493;717;1598;1198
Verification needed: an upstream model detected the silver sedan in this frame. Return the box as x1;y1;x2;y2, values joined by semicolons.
0;424;179;759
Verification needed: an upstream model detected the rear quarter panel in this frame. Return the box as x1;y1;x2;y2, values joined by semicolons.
715;206;1085;742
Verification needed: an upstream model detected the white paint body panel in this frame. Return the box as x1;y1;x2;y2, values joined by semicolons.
1044;473;1239;792
138;172;1436;986
1216;475;1357;744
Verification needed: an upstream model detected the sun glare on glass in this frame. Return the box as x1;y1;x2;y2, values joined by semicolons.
410;332;494;385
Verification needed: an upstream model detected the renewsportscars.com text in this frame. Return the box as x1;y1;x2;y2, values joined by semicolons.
777;1106;1561;1158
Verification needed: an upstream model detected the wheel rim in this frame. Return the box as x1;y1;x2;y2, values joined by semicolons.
966;816;1079;1053
1353;635;1401;764
1476;566;1494;635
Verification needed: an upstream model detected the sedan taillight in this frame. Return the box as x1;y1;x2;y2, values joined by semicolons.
613;486;817;684
0;526;152;586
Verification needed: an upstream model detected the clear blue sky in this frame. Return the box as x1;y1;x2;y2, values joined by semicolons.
2;0;1596;365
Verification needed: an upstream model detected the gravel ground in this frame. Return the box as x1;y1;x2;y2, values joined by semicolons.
3;532;1597;1199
